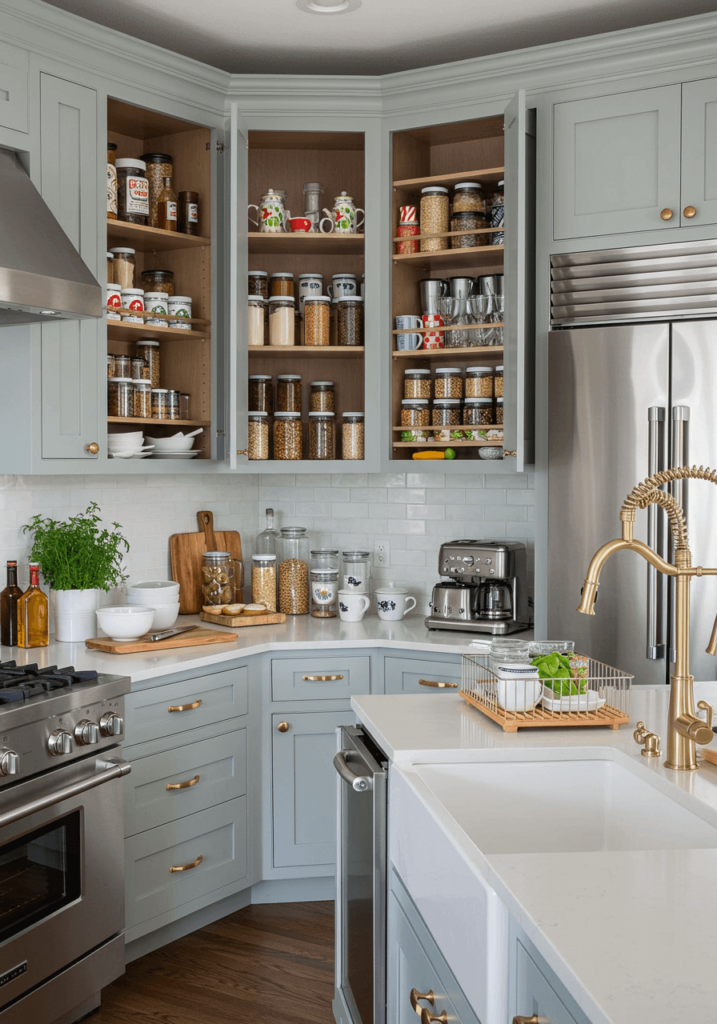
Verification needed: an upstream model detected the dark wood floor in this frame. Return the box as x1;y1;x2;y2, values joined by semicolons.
90;901;335;1024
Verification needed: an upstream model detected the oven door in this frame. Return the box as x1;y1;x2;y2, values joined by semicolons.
0;755;130;1011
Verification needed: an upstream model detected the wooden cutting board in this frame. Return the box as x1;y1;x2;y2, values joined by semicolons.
170;511;243;614
85;626;238;654
200;610;286;628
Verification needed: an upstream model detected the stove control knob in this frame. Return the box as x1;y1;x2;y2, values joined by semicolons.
48;730;73;756
462;556;474;566
100;712;124;737
74;720;100;746
0;750;19;775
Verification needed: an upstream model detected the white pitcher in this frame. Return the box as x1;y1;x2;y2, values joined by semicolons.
248;189;289;233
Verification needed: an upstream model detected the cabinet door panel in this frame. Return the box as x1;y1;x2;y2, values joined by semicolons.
553;86;682;239
272;710;354;869
681;78;717;227
516;941;577;1024
0;61;28;132
39;74;99;459
384;656;460;694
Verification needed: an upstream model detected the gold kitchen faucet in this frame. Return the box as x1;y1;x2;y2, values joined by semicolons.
577;465;717;772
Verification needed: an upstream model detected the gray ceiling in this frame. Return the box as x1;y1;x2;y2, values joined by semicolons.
43;0;717;76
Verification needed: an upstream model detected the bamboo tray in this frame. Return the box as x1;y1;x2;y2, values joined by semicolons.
200;610;286;628
459;690;630;732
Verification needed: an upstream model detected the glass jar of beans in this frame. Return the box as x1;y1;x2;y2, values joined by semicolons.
310;381;335;412
278;527;310;615
136;340;160;387
248;375;273;414
494;365;504;397
465;366;494;397
432;398;462;441
420;186;449;252
452;182;486;213
434;367;463;399
248;270;268;298
273;412;302;460
401;398;430;428
133;379;151;418
308;411;335;460
496;397;503;424
248;411;269;460
337;297;363;347
463;397;493;426
404;368;431;399
342;412;364;460
277;374;302;413
304;295;331;347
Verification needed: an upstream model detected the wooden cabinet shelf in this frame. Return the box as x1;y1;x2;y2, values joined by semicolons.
248;232;364;256
392;345;504;359
107;219;210;252
106;321;208;342
392;166;504;191
391;439;501;448
108;417;210;426
248;345;364;357
391;324;501;335
392;244;504;270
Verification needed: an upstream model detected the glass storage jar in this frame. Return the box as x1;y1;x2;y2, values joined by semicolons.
248;271;269;298
108;377;133;418
278;526;310;615
248;296;267;347
304;296;331;346
136;340;160;387
342;412;364;460
277;374;301;413
141;153;173;228
310;381;335;412
298;273;323;309
496;397;503;424
107;353;115;378
116;158;148;224
251;554;276;612
308;411;335;460
121;288;144;323
432;398;462;441
201;551;235;607
463;397;493;425
337;297;363;346
450;209;488;248
140;268;174;296
494;364;504;397
400;398;430;427
179;394;190;420
341;551;370;593
248;375;273;414
270;272;294;297
106;252;114;282
268;296;295;346
452;182;486;213
490;638;533;676
419;186;449;252
246;411;268;460
130;356;149;381
178;191;199;235
107;144;117;219
109;247;135;290
490;180;504;245
144;292;169;327
466;366;494;397
310;569;339;618
167;390;180;420
404;368;431;399
273;412;302;460
114;354;131;378
310;549;339;572
151;388;169;419
434;367;463;398
133;379;151;418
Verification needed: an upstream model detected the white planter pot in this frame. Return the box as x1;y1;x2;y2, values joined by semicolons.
51;588;102;643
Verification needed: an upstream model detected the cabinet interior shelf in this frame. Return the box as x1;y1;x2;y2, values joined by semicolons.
248;345;364;357
392;166;505;191
393;226;502;243
392;424;501;431
247;232;364;256
391;323;502;335
392;244;504;270
392;345;503;359
107;219;211;252
392;439;501;447
107;321;208;342
108;417;210;426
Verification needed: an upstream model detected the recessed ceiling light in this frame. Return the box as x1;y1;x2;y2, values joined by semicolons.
296;0;361;14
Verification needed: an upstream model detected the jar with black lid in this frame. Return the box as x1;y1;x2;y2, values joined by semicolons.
141;153;173;229
277;374;301;413
178;191;199;235
248;375;273;414
450;209;488;249
116;158;149;224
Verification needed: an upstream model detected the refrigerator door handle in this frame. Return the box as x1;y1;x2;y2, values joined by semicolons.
669;406;690;663
647;407;666;659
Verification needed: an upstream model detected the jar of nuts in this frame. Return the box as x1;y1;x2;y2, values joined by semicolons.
496;397;503;424
202;551;235;607
248;411;269;460
136;340;160;387
419;186;449;252
450;210;488;249
151;388;169;419
310;569;339;618
337;297;363;347
400;398;430;427
434;367;463;399
248;375;273;414
432;398;462;441
404;368;431;399
277;374;301;413
133;379;151;418
310;381;335;412
108;378;134;418
278;526;310;615
308;411;335;460
452;182;486;214
494;364;504;397
342;411;364;460
251;554;277;612
465;366;494;397
248;270;269;298
463;397;493;426
273;412;302;460
304;295;331;347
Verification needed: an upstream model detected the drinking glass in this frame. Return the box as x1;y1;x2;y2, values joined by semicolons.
490;295;505;346
468;294;492;347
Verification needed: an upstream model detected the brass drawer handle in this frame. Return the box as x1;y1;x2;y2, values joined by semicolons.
513;1016;550;1023
302;674;344;681
421;1011;447;1024
169;854;203;873
410;988;434;1014
168;699;202;712
419;679;458;689
166;774;200;791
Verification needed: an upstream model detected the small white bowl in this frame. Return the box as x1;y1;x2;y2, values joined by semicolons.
108;432;144;444
144;433;196;451
127;597;179;629
96;605;156;641
125;580;180;602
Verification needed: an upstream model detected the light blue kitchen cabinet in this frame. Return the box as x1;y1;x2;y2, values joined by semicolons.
681;77;717;228
509;923;593;1024
384;655;461;694
553;85;682;240
0;58;28;133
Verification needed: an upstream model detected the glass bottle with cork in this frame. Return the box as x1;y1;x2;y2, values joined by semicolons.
17;563;49;648
0;560;23;646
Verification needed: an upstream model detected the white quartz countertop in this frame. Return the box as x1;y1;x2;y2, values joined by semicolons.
352;688;717;1024
0;614;530;683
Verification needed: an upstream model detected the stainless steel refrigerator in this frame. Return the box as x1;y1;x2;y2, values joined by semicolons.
548;245;717;685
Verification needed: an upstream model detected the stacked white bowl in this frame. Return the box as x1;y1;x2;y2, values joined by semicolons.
144;431;201;459
124;580;180;630
108;431;154;459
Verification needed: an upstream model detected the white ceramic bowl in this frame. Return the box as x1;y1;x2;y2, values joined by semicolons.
96;605;155;641
108;431;144;444
125;580;180;602
127;597;179;629
144;434;195;451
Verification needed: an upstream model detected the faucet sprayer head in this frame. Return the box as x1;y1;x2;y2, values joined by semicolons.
577;580;599;616
706;613;717;657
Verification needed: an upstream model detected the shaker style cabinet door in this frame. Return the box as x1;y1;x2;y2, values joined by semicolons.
0;61;28;133
515;941;578;1024
553;85;682;240
680;78;717;228
39;74;100;459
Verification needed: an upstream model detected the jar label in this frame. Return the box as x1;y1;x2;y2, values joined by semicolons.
127;175;149;215
107;292;121;307
188;203;199;223
107;164;117;215
166;202;177;222
149;301;167;314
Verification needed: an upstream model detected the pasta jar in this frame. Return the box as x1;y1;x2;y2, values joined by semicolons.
277;374;301;412
116;158;149;224
490;180;504;245
466;366;494;397
342;412;364;460
419;186;449;252
496;397;504;424
108;377;133;418
248;375;273;414
434;367;463;398
109;247;135;289
136;340;160;387
308;412;335;460
273;412;302;460
310;381;335;412
133;379;152;418
432;398;463;441
269;296;295;346
278;527;310;615
463;397;493;425
248;411;270;460
141;268;174;295
248;270;269;298
168;295;192;330
202;551;236;606
270;272;294;297
341;551;370;593
452;182;486;213
107;143;117;219
310;569;339;618
494;365;504;397
121;288;144;323
141;153;173;228
107;283;121;319
167;390;180;420
178;191;199;235
248;296;267;347
304;296;331;346
144;291;169;327
151;388;169;419
337;297;363;347
450;209;488;249
404;368;431;399
251;554;276;611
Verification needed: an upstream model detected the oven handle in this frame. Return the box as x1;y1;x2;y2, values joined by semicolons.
0;757;131;829
334;750;373;792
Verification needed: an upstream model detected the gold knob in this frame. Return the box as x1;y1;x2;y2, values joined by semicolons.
410;989;434;1014
277;721;290;732
698;700;714;730
660;208;674;221
421;1011;447;1024
633;721;661;758
684;205;697;218
85;442;99;454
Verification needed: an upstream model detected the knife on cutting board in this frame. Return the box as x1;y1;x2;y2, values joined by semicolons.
142;625;202;643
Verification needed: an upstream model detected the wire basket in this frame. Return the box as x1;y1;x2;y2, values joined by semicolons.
459;653;632;732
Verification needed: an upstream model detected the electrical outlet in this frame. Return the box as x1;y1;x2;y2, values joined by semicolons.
374;541;390;567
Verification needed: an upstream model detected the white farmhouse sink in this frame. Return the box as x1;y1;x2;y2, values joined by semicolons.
414;759;717;853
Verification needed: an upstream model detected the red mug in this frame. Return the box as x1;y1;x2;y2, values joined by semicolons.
422;313;444;349
288;217;312;233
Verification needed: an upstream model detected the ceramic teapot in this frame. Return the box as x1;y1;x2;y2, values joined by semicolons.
320;192;365;234
248;189;288;233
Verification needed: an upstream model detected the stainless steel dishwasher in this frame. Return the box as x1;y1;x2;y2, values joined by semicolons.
333;725;388;1024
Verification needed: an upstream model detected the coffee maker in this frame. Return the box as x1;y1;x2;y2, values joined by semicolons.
425;540;532;634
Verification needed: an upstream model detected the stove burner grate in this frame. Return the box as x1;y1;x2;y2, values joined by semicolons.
0;661;98;703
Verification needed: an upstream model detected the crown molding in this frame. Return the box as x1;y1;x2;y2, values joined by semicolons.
225;74;382;117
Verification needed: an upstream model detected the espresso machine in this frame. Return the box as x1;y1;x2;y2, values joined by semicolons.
425;539;532;634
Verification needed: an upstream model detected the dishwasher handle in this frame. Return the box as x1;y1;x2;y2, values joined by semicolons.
334;750;373;792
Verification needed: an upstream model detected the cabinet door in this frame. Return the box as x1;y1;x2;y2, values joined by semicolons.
384;656;461;694
39;74;100;459
271;710;354;869
0;61;28;133
226;103;249;469
553;85;682;240
681;78;717;227
515;941;577;1024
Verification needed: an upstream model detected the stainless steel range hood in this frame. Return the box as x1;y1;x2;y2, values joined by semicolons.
0;148;102;326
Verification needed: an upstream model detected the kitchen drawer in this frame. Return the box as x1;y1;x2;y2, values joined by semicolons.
0;61;28;132
271;656;370;701
125;666;248;746
124;729;247;838
515;940;578;1024
384;656;461;695
125;796;248;930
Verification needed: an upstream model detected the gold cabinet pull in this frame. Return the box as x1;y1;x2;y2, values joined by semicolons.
169;854;203;873
168;699;202;713
277;721;290;732
684;205;697;218
85;442;100;454
513;1016;550;1024
166;774;200;791
302;674;344;681
410;988;434;1014
419;679;458;689
236;449;248;456
503;450;517;457
660;208;674;220
420;1011;447;1024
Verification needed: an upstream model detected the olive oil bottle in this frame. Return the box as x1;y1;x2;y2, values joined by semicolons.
17;563;49;648
0;560;23;646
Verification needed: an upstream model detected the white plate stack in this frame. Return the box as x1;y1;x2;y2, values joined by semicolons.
144;429;203;458
108;432;155;458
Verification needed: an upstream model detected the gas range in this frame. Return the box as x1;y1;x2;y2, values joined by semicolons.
0;659;130;787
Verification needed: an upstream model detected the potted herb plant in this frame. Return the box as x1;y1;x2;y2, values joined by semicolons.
23;503;129;642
